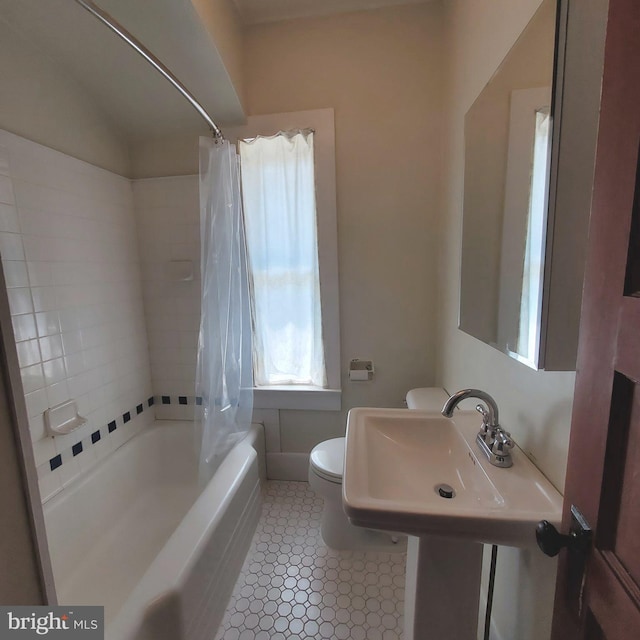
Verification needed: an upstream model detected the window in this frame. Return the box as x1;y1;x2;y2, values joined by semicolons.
239;130;326;387
228;109;340;411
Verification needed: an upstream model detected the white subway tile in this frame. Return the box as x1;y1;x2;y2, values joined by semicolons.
21;364;45;394
24;388;48;418
0;146;9;176
12;313;37;342
7;287;33;316
88;387;105;412
32;437;56;468
39;334;64;362
3;259;29;287
27;262;54;287
0;232;25;261
0;175;15;205
58;456;81;488
67;373;90;399
61;330;83;355
64;353;85;378
38;467;62;503
35;311;61;338
31;286;57;313
73;446;96;475
16;339;41;368
42;357;66;386
75;393;91;417
15;181;82;219
46;380;70;408
58;308;81;333
21;235;54;262
0;203;20;233
92;434;113;462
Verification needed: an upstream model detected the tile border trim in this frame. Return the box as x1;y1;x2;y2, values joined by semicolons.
47;396;154;472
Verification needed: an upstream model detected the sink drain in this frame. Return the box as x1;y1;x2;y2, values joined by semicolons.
435;483;456;499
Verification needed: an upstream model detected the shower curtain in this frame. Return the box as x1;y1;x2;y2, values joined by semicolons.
196;137;253;481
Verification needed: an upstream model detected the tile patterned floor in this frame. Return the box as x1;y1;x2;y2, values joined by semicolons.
215;481;406;640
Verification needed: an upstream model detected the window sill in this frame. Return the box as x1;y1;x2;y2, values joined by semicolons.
253;386;341;411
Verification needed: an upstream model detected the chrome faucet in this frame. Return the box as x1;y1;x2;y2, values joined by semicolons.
441;389;514;468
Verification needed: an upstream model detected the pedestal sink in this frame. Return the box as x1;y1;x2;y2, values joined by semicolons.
342;408;563;640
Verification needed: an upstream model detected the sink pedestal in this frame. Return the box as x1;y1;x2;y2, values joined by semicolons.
405;536;483;640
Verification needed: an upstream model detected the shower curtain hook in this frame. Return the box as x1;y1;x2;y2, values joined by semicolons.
211;126;225;144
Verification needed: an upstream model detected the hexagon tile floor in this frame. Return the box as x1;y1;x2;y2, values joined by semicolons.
215;480;407;640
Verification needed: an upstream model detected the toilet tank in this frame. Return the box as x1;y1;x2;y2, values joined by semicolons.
405;387;450;411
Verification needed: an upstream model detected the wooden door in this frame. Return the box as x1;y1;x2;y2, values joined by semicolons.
550;0;640;637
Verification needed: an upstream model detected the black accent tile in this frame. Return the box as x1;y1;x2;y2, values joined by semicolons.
123;411;131;423
179;396;187;405
72;442;83;457
148;396;155;407
108;421;117;433
162;396;170;405
91;430;101;444
195;396;203;406
49;454;62;471
136;404;143;415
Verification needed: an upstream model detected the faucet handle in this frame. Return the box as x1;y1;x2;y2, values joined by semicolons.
492;430;514;455
475;403;490;424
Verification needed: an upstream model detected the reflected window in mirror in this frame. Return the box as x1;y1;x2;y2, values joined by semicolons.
460;0;557;370
518;108;551;363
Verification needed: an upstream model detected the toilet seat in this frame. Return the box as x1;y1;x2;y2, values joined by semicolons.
309;437;344;484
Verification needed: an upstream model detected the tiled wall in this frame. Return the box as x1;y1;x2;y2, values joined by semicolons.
133;177;201;420
0;130;154;502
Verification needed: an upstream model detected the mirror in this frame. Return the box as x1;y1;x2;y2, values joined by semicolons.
460;0;557;369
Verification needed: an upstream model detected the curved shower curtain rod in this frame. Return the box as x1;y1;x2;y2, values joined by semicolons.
74;0;225;141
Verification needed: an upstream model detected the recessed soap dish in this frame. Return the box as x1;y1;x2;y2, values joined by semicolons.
166;260;194;281
44;400;87;436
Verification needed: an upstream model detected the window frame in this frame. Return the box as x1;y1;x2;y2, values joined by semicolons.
228;109;341;411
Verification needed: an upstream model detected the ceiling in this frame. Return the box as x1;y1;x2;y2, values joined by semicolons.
233;0;433;25
0;0;245;138
0;0;434;141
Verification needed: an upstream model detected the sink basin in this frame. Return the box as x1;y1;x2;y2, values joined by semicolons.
343;408;563;547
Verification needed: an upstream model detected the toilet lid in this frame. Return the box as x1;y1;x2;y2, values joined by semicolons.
310;437;345;483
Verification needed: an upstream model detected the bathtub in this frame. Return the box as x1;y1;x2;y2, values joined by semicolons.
43;420;265;640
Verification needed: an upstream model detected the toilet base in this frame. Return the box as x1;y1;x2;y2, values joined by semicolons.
320;507;406;552
309;468;406;552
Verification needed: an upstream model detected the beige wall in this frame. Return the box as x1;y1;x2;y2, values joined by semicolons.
129;132;202;179
244;3;445;449
0;20;130;176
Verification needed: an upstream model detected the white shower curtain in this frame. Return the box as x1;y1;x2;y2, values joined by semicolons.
196;137;253;481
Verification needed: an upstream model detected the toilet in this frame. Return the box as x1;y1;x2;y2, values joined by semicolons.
308;387;450;550
308;436;402;550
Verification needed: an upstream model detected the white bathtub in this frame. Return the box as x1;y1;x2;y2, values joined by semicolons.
43;421;265;640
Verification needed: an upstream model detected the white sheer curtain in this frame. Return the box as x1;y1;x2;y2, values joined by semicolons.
196;137;253;481
239;130;326;387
